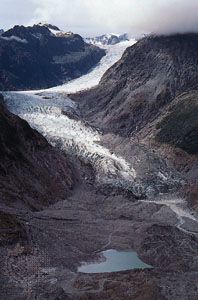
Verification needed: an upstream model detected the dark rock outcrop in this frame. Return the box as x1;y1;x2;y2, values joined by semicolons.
0;24;105;91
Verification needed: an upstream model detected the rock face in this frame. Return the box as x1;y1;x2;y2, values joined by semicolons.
0;211;27;245
76;34;198;155
0;94;74;211
0;24;105;91
85;33;129;46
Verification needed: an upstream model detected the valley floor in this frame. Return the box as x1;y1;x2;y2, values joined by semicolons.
1;41;198;299
1;181;198;299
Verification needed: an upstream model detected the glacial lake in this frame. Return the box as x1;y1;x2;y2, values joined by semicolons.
78;249;153;273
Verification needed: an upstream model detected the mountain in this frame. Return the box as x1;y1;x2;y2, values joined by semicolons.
0;29;4;35
85;33;129;46
0;24;105;91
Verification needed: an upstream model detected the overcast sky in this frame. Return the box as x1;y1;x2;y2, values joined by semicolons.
1;0;198;37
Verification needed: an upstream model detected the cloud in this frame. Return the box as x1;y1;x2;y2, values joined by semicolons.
0;35;28;43
1;0;198;37
0;0;36;29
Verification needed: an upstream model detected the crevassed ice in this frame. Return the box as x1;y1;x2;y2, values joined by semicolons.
4;90;136;187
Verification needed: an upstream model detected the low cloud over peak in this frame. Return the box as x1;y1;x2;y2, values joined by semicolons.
1;0;198;37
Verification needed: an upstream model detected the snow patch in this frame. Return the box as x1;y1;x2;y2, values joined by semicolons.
49;28;60;35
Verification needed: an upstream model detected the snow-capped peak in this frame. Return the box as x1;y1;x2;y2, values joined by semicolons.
37;22;60;31
85;33;129;46
37;22;73;37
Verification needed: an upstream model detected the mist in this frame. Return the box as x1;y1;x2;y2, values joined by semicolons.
1;0;198;37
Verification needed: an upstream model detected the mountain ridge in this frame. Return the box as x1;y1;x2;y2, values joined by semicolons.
0;24;105;91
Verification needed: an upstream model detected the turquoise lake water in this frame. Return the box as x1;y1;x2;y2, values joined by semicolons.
78;249;152;273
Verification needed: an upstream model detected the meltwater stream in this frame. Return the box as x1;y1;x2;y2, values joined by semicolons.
78;250;152;273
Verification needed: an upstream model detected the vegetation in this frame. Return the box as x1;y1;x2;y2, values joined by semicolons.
156;91;198;154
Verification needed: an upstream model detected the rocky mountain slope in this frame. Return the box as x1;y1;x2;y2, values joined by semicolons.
85;33;129;46
0;24;105;91
71;33;198;210
155;90;198;155
0;94;74;212
75;33;198;152
0;91;74;250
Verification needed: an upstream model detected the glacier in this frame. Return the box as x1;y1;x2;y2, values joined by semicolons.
25;39;136;94
4;40;137;189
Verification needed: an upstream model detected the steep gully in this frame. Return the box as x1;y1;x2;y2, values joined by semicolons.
2;40;198;298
